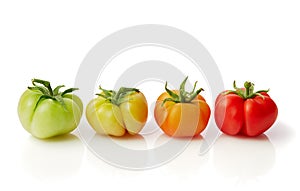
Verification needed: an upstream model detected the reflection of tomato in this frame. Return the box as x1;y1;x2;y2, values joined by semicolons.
215;81;278;136
22;134;84;178
213;134;275;178
154;134;208;176
86;86;148;136
154;77;211;137
89;133;147;169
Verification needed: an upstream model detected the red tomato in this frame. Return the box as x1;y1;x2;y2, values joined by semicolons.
214;81;278;136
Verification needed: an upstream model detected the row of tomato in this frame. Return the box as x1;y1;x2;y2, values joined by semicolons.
18;77;278;139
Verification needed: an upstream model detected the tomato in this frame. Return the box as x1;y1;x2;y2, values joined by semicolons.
154;77;211;137
214;81;278;136
18;79;83;139
86;86;148;136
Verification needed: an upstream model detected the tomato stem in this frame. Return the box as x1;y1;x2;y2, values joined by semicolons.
227;81;270;99
31;78;54;96
244;81;254;97
97;86;139;106
28;79;79;109
162;76;204;105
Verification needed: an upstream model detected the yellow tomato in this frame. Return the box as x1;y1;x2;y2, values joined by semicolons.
86;87;148;136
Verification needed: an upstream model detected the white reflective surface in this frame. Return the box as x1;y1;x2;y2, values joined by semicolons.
1;1;300;190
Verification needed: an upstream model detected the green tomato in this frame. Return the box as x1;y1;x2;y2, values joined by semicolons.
18;79;83;139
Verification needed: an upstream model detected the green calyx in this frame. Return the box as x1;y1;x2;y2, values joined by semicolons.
28;78;79;108
226;81;269;99
96;86;139;106
162;76;204;106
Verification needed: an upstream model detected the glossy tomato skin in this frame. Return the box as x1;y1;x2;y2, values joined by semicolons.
119;92;148;134
18;90;83;139
86;92;148;136
154;91;211;137
214;92;278;136
243;93;278;136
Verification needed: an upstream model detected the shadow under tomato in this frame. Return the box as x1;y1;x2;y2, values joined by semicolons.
213;134;275;180
265;121;295;148
110;131;145;140
41;133;81;142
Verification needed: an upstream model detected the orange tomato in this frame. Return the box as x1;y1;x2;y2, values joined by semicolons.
154;78;211;137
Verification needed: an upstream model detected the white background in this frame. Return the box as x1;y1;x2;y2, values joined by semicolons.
1;0;299;190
